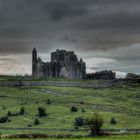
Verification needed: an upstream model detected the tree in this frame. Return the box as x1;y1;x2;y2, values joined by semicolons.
71;106;78;112
110;117;117;125
0;116;9;123
34;118;40;125
74;117;85;126
81;108;85;113
38;107;47;117
47;99;51;104
2;106;6;110
20;107;25;115
7;111;12;117
88;113;104;136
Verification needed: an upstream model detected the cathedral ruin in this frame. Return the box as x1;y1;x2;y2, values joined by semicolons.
32;48;86;79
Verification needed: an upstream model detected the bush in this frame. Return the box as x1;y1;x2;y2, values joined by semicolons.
34;118;40;125
7;111;12;117
38;107;47;117
47;99;51;104
74;117;85;126
0;116;9;123
80;101;84;104
81;108;85;113
27;124;32;127
110;117;117;124
87;113;104;136
71;106;78;112
7;111;19;117
20;107;25;115
2;106;6;110
20;102;27;105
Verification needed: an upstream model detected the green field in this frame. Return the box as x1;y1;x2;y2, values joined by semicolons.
0;82;140;135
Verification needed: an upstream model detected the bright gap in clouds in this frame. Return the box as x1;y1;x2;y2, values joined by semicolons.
85;57;126;78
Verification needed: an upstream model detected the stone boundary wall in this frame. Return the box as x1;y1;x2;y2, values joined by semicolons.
0;79;139;88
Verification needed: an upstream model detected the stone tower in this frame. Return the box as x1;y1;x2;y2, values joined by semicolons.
32;48;37;77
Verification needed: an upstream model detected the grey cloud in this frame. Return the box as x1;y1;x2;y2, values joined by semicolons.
0;40;32;54
45;2;87;21
62;36;78;43
0;0;140;74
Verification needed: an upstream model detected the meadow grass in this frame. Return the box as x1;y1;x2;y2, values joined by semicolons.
0;84;140;135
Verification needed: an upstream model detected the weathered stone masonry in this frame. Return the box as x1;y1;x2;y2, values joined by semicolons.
32;48;86;79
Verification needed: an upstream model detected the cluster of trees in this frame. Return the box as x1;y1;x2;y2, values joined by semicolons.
33;107;48;125
0;107;25;124
0;106;48;126
74;113;118;136
74;113;104;136
7;107;25;117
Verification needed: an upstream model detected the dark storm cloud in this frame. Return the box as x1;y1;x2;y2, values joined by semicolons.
0;0;140;75
0;40;30;54
61;36;78;43
44;1;88;21
0;0;140;39
78;12;140;30
0;0;139;51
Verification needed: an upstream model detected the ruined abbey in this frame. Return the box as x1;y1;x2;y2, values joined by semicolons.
32;48;86;79
32;48;116;80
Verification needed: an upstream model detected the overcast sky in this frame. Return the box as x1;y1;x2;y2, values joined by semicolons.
0;0;140;78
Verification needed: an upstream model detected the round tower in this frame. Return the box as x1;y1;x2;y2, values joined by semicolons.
32;47;37;77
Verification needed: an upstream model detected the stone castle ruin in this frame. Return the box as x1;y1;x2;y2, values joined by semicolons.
86;70;116;80
32;48;116;80
32;48;86;79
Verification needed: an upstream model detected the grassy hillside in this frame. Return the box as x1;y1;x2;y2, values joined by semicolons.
0;84;140;135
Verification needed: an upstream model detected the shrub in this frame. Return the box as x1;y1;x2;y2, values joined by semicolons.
7;111;12;117
10;112;19;116
20;107;25;115
71;106;78;112
27;124;32;127
2;106;6;110
80;101;84;104
110;117;117;124
38;107;47;117
81;108;85;113
7;111;19;117
47;99;51;104
74;117;85;126
87;113;104;136
34;118;40;125
74;126;79;130
0;116;9;123
20;102;27;105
